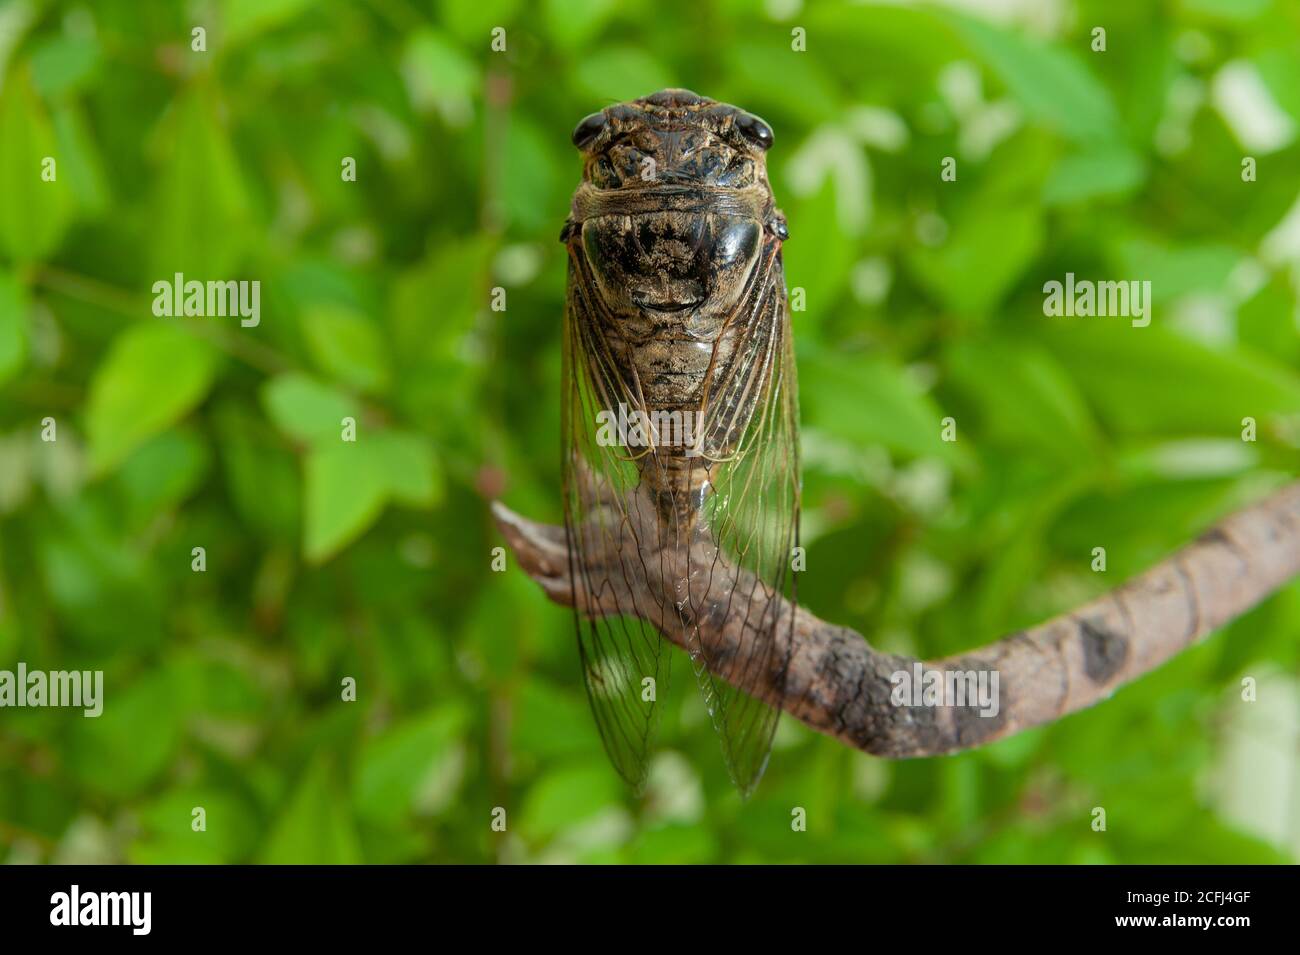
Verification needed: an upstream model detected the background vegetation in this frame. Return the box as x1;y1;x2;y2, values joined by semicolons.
0;0;1298;863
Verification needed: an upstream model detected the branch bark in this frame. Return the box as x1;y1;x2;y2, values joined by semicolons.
493;479;1300;758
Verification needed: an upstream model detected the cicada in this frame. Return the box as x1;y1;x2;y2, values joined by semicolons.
559;89;799;796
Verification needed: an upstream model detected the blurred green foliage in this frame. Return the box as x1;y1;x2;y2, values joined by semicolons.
0;0;1298;864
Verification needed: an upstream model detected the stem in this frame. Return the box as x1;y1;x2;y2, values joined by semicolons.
493;480;1300;758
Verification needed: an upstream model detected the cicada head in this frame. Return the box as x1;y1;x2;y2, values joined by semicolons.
570;88;775;193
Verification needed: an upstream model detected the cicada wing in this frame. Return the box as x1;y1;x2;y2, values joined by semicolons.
561;254;674;793
685;240;800;796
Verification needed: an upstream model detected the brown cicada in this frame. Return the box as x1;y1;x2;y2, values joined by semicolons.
559;89;799;796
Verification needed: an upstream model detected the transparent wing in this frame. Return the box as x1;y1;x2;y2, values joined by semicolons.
561;254;674;793
684;238;800;796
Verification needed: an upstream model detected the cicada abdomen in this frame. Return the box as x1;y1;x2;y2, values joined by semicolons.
560;89;799;796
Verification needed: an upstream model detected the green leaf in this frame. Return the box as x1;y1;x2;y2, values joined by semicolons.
353;706;466;825
438;0;524;45
392;238;492;364
1041;324;1300;437
221;0;315;46
170;651;269;720
85;324;218;476
303;439;388;563
780;177;855;329
1181;0;1271;22
52;103;110;216
34;496;163;651
629;824;718;864
542;0;617;49
391;238;493;427
1238;275;1299;363
0;66;74;262
946;337;1103;462
800;347;960;462
1111;237;1241;302
29;34;102;97
300;304;391;394
149;88;250;278
954;15;1122;144
502;116;560;233
263;757;362;864
214;401;301;541
1043;146;1145;205
129;787;259;864
726;40;842;125
907;199;1043;315
464;568;542;682
401;29;479;118
1255;47;1300;125
573;47;672;103
513;680;603;759
301;425;441;561
262;372;356;444
67;670;182;798
372;429;442;507
1051;478;1247;570
116;427;211;523
802;4;966;79
520;763;623;839
0;270;28;385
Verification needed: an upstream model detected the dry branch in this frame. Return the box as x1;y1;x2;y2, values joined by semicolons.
493;480;1300;757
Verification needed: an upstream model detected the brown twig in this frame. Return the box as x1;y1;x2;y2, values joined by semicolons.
493;479;1300;758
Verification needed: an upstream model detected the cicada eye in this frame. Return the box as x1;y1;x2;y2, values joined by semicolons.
572;111;608;149
734;112;773;151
